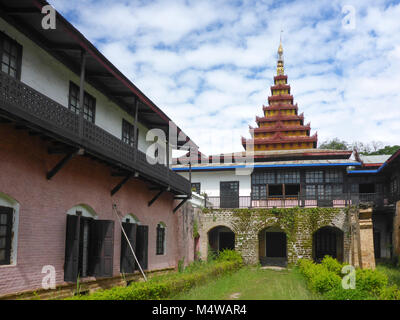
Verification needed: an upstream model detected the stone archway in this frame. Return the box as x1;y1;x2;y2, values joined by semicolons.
313;226;344;263
208;226;235;254
258;226;287;267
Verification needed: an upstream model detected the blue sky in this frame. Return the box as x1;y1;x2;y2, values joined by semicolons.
49;0;400;155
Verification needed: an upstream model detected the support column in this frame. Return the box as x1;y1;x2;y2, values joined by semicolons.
78;50;86;137
393;201;400;257
133;99;139;162
358;207;376;269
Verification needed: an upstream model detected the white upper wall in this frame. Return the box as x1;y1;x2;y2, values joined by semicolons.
0;17;168;156
179;170;251;196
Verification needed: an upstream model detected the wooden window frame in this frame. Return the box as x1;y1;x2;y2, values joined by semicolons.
0;31;22;80
0;206;13;265
122;119;135;147
68;82;96;123
156;224;165;255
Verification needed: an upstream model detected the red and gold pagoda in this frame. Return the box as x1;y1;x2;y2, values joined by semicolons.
242;41;317;151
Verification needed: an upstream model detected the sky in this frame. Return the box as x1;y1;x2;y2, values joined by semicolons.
49;0;400;155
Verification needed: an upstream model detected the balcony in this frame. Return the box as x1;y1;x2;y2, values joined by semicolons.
205;193;397;209
0;72;190;195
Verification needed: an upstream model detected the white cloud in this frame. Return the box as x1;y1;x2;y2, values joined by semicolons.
50;0;400;154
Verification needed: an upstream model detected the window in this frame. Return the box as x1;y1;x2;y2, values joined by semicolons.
252;185;266;200
156;224;165;255
0;32;22;79
252;172;275;184
191;183;201;194
68;82;96;123
306;171;324;183
122;119;135;147
277;171;300;184
325;170;343;183
220;181;239;208
64;210;114;282
0;206;13;265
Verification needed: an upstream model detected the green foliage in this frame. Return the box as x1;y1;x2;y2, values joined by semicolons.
217;249;243;264
67;251;242;300
178;258;185;273
298;259;341;293
207;244;217;262
67;250;241;300
310;271;342;294
192;219;199;239
355;268;388;295
321;255;344;276
323;286;372;300
379;285;400;300
319;138;349;150
363;145;400;156
297;258;397;300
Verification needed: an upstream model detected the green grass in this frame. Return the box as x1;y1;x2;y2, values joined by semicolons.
171;266;320;300
377;263;400;287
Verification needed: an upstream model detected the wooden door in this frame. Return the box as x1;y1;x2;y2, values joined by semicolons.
120;222;137;274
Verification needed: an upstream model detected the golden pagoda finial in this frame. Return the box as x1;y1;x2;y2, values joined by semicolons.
277;29;284;75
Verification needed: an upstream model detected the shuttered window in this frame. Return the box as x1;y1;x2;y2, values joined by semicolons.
120;222;137;274
0;206;13;265
156;224;165;255
68;82;96;123
136;225;148;270
0;32;22;79
64;214;114;282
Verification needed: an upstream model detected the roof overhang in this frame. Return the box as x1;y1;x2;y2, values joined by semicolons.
0;0;197;149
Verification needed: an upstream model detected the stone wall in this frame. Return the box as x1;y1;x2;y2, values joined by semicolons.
198;207;356;266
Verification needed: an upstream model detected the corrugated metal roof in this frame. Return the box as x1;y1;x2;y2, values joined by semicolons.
359;154;391;164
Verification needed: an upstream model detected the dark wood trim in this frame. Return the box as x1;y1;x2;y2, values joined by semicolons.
110;174;132;196
148;189;164;207
46;151;77;180
173;197;189;213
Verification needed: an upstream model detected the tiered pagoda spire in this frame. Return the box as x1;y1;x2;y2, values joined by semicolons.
242;40;317;151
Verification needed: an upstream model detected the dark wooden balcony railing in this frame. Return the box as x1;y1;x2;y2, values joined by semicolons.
0;72;190;194
205;192;396;209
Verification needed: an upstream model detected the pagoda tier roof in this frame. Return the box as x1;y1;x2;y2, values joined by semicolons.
263;103;298;112
268;94;293;102
271;84;290;91
253;123;310;133
256;113;304;123
242;132;317;146
274;75;288;81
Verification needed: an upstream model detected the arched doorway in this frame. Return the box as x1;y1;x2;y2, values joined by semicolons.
258;226;287;267
313;226;344;263
208;226;235;254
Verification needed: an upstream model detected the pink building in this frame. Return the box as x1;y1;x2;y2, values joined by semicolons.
0;0;197;297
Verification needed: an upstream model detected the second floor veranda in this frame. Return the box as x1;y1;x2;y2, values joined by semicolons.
204;192;399;209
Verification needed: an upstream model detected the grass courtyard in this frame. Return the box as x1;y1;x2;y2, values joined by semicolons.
171;266;320;300
172;262;400;300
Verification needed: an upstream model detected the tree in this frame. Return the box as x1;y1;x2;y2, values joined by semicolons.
364;145;400;155
319;138;349;150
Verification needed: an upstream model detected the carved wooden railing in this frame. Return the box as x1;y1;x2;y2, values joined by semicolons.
0;72;190;194
205;193;393;209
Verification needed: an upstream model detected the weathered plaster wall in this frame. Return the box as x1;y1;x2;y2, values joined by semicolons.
0;125;189;296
